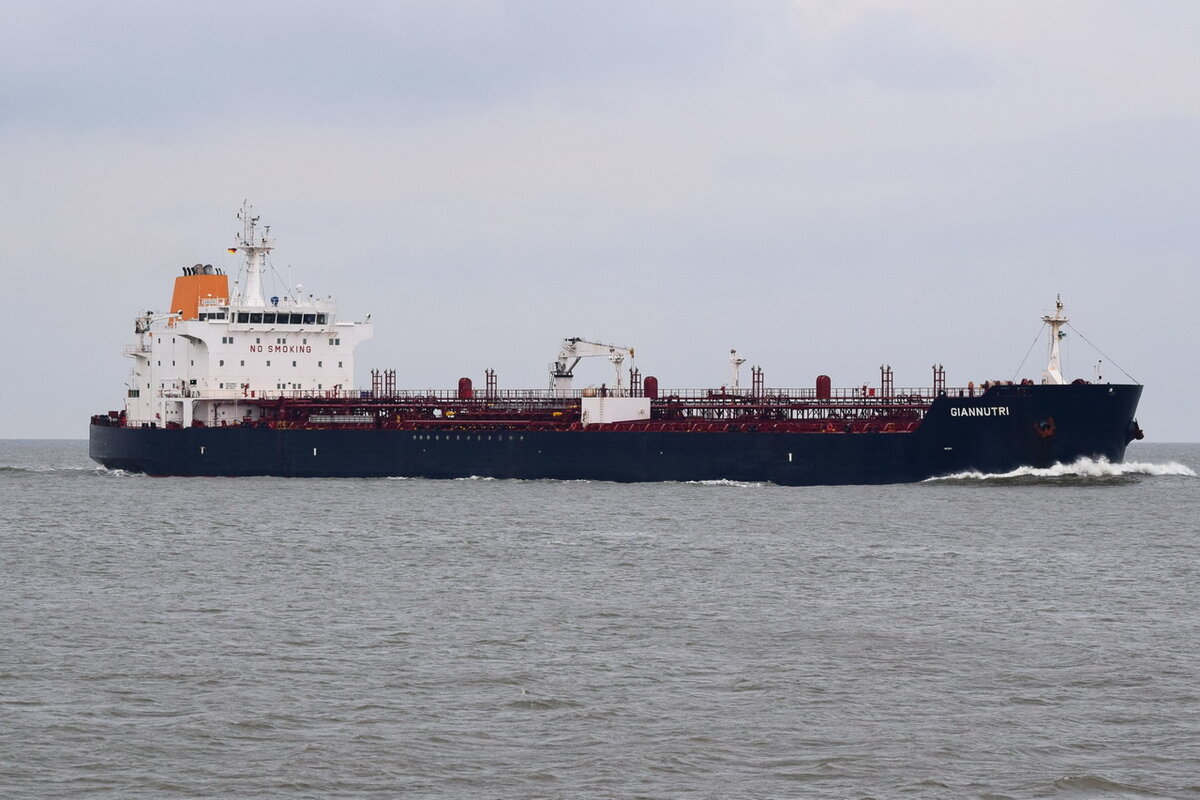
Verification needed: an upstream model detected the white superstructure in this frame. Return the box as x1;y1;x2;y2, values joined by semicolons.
121;203;373;427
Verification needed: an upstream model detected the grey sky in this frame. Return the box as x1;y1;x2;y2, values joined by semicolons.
3;1;1197;440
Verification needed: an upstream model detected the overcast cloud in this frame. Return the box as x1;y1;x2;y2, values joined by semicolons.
2;1;1197;440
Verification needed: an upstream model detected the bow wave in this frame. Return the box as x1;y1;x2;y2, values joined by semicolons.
927;457;1196;482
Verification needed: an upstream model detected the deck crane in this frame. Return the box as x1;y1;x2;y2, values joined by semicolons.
550;337;636;396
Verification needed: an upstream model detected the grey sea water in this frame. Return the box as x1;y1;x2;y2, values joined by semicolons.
1;439;1198;799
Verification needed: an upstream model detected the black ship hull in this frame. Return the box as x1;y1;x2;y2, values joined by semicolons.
90;384;1143;485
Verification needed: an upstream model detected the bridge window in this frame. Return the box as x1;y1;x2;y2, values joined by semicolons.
237;313;249;323
303;314;316;325
317;314;327;324
249;313;263;324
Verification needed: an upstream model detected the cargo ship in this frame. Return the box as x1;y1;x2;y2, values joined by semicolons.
89;205;1144;484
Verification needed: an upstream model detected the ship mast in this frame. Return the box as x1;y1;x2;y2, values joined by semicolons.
1041;294;1069;385
729;349;747;393
232;201;273;307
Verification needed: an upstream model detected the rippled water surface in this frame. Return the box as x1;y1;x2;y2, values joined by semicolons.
2;440;1198;799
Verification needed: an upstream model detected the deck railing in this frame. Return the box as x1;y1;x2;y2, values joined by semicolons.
154;385;996;403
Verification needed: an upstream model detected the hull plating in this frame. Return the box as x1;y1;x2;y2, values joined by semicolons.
90;384;1142;486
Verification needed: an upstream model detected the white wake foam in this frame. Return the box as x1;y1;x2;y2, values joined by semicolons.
927;457;1197;482
685;478;765;488
1;464;114;475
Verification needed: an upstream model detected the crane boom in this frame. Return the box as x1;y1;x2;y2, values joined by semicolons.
549;337;636;395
